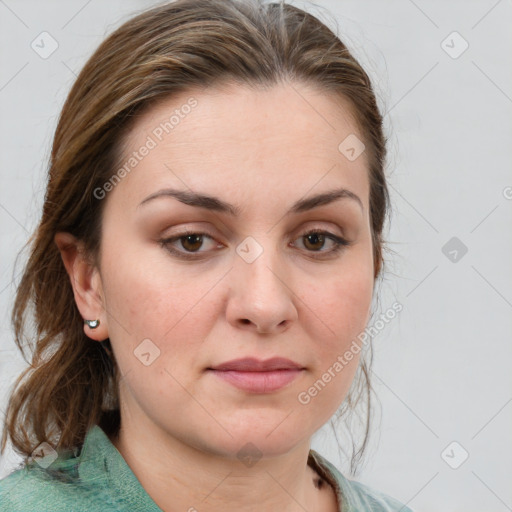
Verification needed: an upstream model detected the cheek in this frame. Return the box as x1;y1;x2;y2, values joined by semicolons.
100;244;222;373
302;262;373;348
100;251;216;414
295;261;373;411
102;242;203;329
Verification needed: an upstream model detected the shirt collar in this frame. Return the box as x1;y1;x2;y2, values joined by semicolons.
78;424;348;511
78;424;163;511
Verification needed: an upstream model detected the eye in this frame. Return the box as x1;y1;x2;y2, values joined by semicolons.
292;229;351;258
159;227;351;261
160;229;220;260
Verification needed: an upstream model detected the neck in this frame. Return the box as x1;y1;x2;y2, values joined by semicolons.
110;418;328;512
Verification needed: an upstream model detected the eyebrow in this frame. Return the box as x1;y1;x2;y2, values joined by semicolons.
137;186;363;215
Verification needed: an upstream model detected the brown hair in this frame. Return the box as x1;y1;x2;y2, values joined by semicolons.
1;0;390;476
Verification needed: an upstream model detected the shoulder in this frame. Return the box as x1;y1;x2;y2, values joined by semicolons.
0;424;163;512
341;477;415;512
0;452;111;511
309;449;415;512
0;463;97;512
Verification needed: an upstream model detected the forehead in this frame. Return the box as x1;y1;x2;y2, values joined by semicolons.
112;81;369;210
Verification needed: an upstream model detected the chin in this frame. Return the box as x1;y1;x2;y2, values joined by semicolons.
190;411;309;460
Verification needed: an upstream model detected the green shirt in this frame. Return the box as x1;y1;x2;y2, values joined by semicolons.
0;424;414;511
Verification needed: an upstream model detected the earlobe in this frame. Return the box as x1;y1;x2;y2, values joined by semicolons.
54;232;108;341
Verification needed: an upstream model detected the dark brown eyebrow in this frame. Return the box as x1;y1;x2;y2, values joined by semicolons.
137;186;363;215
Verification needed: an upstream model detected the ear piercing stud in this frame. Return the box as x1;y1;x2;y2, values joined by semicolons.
84;319;100;329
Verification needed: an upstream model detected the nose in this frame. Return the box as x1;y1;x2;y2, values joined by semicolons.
225;242;298;334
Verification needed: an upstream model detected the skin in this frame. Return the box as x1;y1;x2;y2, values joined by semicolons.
55;80;375;512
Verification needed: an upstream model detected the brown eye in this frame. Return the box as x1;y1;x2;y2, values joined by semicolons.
303;232;326;251
179;234;204;252
293;229;351;258
160;230;221;260
160;228;350;261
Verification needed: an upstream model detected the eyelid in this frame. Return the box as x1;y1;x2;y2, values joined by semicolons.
159;225;352;261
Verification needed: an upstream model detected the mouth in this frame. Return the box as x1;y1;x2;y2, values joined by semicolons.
206;357;305;393
207;368;304;393
208;356;304;372
208;369;304;393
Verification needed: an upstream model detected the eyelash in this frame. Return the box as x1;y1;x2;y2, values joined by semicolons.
159;228;351;261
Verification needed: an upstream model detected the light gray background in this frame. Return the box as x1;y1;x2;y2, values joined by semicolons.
1;1;511;511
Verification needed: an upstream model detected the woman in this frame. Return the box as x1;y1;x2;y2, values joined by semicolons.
0;0;413;510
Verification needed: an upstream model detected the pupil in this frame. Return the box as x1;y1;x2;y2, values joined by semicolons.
306;233;324;250
183;234;202;251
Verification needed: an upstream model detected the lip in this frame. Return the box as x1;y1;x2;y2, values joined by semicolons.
207;357;305;393
209;369;304;393
209;357;304;372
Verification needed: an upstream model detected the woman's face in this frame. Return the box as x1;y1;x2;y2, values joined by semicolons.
96;81;374;457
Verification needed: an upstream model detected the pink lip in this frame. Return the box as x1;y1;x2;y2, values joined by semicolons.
207;357;305;393
209;369;304;393
209;357;304;372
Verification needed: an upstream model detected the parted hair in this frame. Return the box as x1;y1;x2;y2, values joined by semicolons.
1;0;390;476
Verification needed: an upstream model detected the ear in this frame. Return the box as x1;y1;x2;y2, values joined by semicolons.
54;232;109;342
